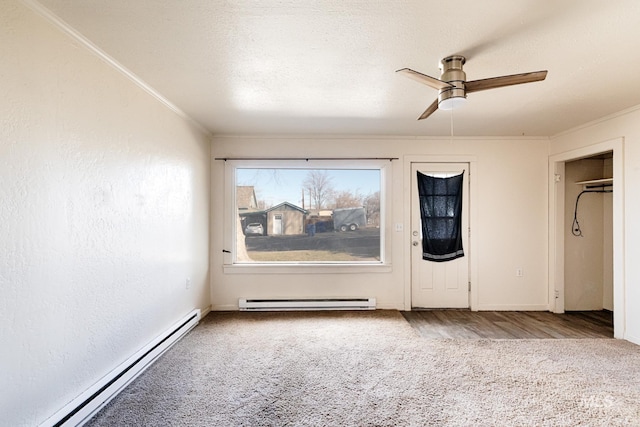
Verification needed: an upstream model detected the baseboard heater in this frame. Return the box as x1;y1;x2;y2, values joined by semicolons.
41;309;201;427
239;298;376;311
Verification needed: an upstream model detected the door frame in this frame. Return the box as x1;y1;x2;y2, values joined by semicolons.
548;138;625;338
404;155;478;311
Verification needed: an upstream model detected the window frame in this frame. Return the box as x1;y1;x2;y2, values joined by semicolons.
222;159;392;274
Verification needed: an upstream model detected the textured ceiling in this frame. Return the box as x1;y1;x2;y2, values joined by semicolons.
32;0;640;136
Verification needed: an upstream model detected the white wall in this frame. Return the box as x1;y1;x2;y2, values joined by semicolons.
0;2;210;426
210;136;549;311
551;107;640;344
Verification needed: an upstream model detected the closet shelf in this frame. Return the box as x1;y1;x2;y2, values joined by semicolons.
575;178;613;187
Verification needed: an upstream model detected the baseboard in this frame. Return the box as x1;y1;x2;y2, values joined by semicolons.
474;304;550;311
211;304;239;311
217;303;550;312
40;309;201;427
624;333;640;346
200;304;212;318
212;303;402;311
375;303;405;310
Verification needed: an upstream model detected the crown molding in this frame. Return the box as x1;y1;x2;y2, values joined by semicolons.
20;0;212;137
211;133;550;141
551;104;640;140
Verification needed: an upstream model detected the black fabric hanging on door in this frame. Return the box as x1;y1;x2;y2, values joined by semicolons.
417;171;465;262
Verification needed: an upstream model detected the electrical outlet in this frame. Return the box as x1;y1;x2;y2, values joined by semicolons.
516;268;523;277
186;278;191;289
395;223;403;232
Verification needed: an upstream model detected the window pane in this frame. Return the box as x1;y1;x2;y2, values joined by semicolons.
236;168;381;263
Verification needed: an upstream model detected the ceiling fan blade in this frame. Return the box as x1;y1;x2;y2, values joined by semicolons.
396;68;453;91
466;70;548;93
418;98;440;120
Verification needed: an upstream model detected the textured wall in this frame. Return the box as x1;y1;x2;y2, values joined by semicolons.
0;2;210;426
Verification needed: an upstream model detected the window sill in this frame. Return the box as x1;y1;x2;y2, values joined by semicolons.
223;263;392;275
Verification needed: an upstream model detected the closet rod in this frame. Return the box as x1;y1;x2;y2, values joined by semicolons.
215;157;398;161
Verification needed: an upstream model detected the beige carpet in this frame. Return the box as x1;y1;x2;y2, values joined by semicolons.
86;311;640;426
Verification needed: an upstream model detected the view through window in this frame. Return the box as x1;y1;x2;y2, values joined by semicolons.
235;167;382;263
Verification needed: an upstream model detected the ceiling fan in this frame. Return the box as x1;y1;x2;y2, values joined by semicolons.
397;55;547;120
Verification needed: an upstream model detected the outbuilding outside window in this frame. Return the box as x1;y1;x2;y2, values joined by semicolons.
224;160;387;265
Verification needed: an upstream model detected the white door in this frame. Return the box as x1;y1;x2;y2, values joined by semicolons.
273;214;283;235
411;163;469;308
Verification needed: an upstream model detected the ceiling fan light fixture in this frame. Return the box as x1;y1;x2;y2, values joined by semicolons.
438;83;467;110
439;96;467;110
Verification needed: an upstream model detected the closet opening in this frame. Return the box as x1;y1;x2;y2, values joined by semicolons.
563;151;613;335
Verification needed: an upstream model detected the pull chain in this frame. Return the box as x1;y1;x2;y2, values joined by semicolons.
450;108;454;143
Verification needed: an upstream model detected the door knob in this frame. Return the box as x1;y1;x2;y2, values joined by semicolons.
412;241;419;246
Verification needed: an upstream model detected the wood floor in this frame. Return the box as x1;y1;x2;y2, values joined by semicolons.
401;310;613;339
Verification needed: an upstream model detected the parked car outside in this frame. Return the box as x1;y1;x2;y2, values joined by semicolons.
244;223;264;236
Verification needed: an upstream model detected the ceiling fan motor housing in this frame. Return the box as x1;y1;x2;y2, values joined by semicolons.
438;55;467;109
